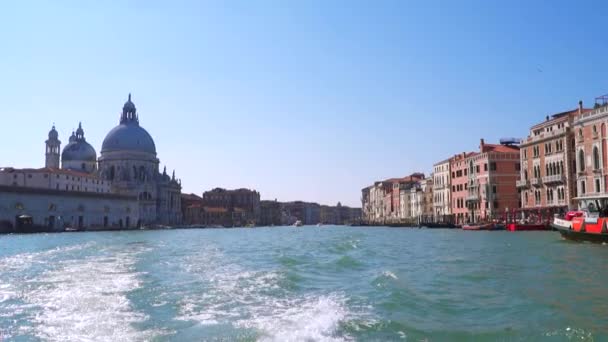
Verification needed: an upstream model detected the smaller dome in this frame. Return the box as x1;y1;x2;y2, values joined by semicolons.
61;122;96;162
62;141;97;162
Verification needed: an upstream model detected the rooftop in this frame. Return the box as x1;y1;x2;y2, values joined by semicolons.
0;167;101;178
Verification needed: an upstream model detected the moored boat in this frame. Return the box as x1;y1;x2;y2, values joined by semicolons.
462;222;504;231
506;223;549;231
552;201;608;243
423;222;457;229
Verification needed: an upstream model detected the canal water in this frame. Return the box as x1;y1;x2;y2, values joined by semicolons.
0;227;606;341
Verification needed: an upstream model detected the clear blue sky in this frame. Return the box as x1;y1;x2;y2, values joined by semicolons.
1;0;607;207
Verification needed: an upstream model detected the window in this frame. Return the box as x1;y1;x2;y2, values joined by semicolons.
593;146;600;170
578;150;585;172
515;163;520;171
490;162;497;171
476;165;480;173
595;179;601;193
581;181;586;195
492;185;497;194
493;201;499;209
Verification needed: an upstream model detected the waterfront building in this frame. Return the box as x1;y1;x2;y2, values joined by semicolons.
361;173;424;224
451;152;475;224
281;201;321;225
319;203;361;225
0;184;137;232
183;188;261;226
518;104;588;212
432;159;452;222
464;139;520;223
98;94;182;226
202;187;261;223
0;168;137;231
410;178;433;223
0;94;182;231
572;96;608;207
399;186;413;221
260;200;282;226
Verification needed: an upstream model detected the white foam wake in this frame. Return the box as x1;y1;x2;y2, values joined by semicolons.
175;246;357;341
21;250;154;342
245;294;350;342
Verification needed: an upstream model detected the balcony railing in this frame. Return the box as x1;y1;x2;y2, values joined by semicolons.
542;175;565;184
523;127;567;145
530;178;542;187
516;179;529;188
466;194;479;201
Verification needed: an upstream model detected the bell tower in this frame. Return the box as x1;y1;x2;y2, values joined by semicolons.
45;124;61;168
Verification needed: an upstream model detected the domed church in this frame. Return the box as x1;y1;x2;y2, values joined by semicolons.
43;94;182;226
98;94;182;225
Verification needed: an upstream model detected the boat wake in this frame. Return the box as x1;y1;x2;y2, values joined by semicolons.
175;245;362;341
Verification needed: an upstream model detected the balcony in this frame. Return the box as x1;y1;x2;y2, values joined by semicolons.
530;178;542;187
516;179;529;188
542;175;565;185
522;127;567;145
466;193;479;202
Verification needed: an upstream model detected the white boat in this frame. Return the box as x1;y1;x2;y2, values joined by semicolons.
294;220;303;227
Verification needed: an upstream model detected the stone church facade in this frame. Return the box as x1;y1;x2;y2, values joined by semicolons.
0;94;181;231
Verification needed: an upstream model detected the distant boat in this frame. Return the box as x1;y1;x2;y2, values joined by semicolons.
294;220;303;227
462;223;504;231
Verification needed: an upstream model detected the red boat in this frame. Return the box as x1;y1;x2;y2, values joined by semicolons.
552;200;608;243
506;223;549;231
503;208;565;231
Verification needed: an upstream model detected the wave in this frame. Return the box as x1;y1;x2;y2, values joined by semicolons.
174;245;366;341
1;245;160;341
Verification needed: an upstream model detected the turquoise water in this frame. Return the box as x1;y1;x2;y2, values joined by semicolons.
1;226;607;341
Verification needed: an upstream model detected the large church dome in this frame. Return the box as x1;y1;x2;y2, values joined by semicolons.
101;94;157;155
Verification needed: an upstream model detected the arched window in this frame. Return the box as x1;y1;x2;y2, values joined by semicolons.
579;150;585;172
579;129;583;139
593;146;600;170
81;163;86;170
593;125;598;135
560;161;564;174
469;161;474;175
581;181;586;195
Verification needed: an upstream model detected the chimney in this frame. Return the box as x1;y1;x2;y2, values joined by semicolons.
546;115;549;121
579;100;583;115
480;138;485;151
